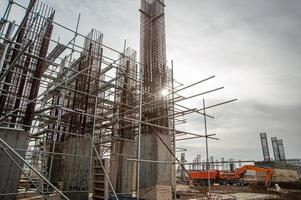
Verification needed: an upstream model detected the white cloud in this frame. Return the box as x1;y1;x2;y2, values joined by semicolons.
5;0;301;162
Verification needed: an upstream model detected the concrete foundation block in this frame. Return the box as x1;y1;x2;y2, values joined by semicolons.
139;185;172;200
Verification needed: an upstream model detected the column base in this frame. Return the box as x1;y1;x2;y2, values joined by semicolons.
139;185;172;200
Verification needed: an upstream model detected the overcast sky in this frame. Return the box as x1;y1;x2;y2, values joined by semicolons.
2;0;301;162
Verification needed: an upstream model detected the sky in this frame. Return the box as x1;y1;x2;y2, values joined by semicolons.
2;0;301;162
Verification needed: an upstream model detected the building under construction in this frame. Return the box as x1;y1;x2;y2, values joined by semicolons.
0;0;236;199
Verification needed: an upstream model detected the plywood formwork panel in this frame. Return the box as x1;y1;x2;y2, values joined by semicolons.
0;128;29;200
63;137;91;200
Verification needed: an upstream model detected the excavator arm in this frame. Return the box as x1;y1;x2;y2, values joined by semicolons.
235;165;273;186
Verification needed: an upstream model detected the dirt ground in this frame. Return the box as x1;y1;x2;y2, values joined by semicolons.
176;184;301;200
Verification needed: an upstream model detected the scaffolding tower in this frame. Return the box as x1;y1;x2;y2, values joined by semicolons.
0;0;237;199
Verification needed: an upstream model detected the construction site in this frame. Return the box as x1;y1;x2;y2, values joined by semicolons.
0;0;300;199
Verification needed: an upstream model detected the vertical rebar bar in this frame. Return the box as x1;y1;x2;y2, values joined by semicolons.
69;13;81;64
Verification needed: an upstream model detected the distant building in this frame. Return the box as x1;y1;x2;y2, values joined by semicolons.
271;137;286;161
277;139;286;161
229;158;235;172
286;159;301;167
202;160;206;170
221;158;225;170
271;137;281;161
196;154;201;170
215;159;219;170
260;133;287;162
210;156;214;169
260;132;271;161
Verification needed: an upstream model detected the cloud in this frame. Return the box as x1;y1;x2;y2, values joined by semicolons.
46;0;139;51
177;99;301;161
5;0;301;162
165;0;301;161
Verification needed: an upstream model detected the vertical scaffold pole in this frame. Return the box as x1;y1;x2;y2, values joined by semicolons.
203;98;211;195
171;60;177;199
136;64;144;199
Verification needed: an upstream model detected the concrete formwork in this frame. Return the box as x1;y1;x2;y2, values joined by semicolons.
110;140;136;194
0;128;29;200
140;134;172;199
63;137;91;200
45;143;64;188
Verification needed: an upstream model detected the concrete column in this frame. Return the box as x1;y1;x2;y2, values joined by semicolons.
63;137;91;200
215;159;219;170
221;158;225;170
180;153;185;182
0;128;29;200
210;156;214;169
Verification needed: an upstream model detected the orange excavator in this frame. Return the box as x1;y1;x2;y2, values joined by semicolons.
231;165;273;186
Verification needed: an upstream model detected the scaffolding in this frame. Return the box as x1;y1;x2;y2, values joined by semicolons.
0;0;237;199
